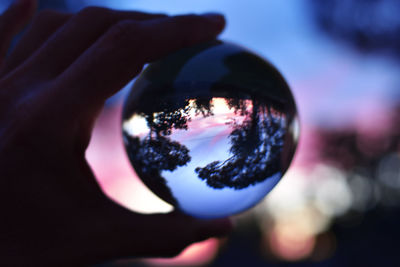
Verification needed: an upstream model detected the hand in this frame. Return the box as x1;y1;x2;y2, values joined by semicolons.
0;0;231;265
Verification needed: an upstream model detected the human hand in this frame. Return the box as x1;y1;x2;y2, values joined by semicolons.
0;0;231;265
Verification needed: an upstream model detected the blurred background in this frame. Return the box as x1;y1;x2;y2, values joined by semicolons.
3;0;400;266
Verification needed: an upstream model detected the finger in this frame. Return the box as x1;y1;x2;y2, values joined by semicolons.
0;10;71;76
95;206;232;259
0;0;37;67
14;7;166;80
56;13;225;113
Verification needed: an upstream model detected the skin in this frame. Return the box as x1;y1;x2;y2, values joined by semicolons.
0;0;232;265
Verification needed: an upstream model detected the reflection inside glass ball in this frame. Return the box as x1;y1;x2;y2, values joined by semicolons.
122;40;298;218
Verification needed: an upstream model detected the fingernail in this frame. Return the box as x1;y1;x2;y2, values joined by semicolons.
202;12;225;26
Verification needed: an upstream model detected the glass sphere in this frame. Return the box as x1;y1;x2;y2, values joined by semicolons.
122;40;299;218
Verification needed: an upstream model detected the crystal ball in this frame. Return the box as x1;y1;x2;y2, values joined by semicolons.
122;40;299;218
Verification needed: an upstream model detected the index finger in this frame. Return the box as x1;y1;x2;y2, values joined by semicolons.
55;13;225;112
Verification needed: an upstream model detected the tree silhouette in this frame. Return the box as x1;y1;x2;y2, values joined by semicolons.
191;49;294;190
126;135;191;174
191;97;214;117
124;97;214;176
127;100;192;174
125;93;286;192
195;99;285;189
123;98;195;205
123;96;218;203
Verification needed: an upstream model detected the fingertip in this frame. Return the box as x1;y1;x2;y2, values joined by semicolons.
202;12;226;32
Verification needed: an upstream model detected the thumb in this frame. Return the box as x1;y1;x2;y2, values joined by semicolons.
96;206;233;260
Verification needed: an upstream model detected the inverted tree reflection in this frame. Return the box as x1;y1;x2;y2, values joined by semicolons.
124;96;286;191
125;98;214;174
125;100;193;175
195;99;285;189
124;99;197;205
